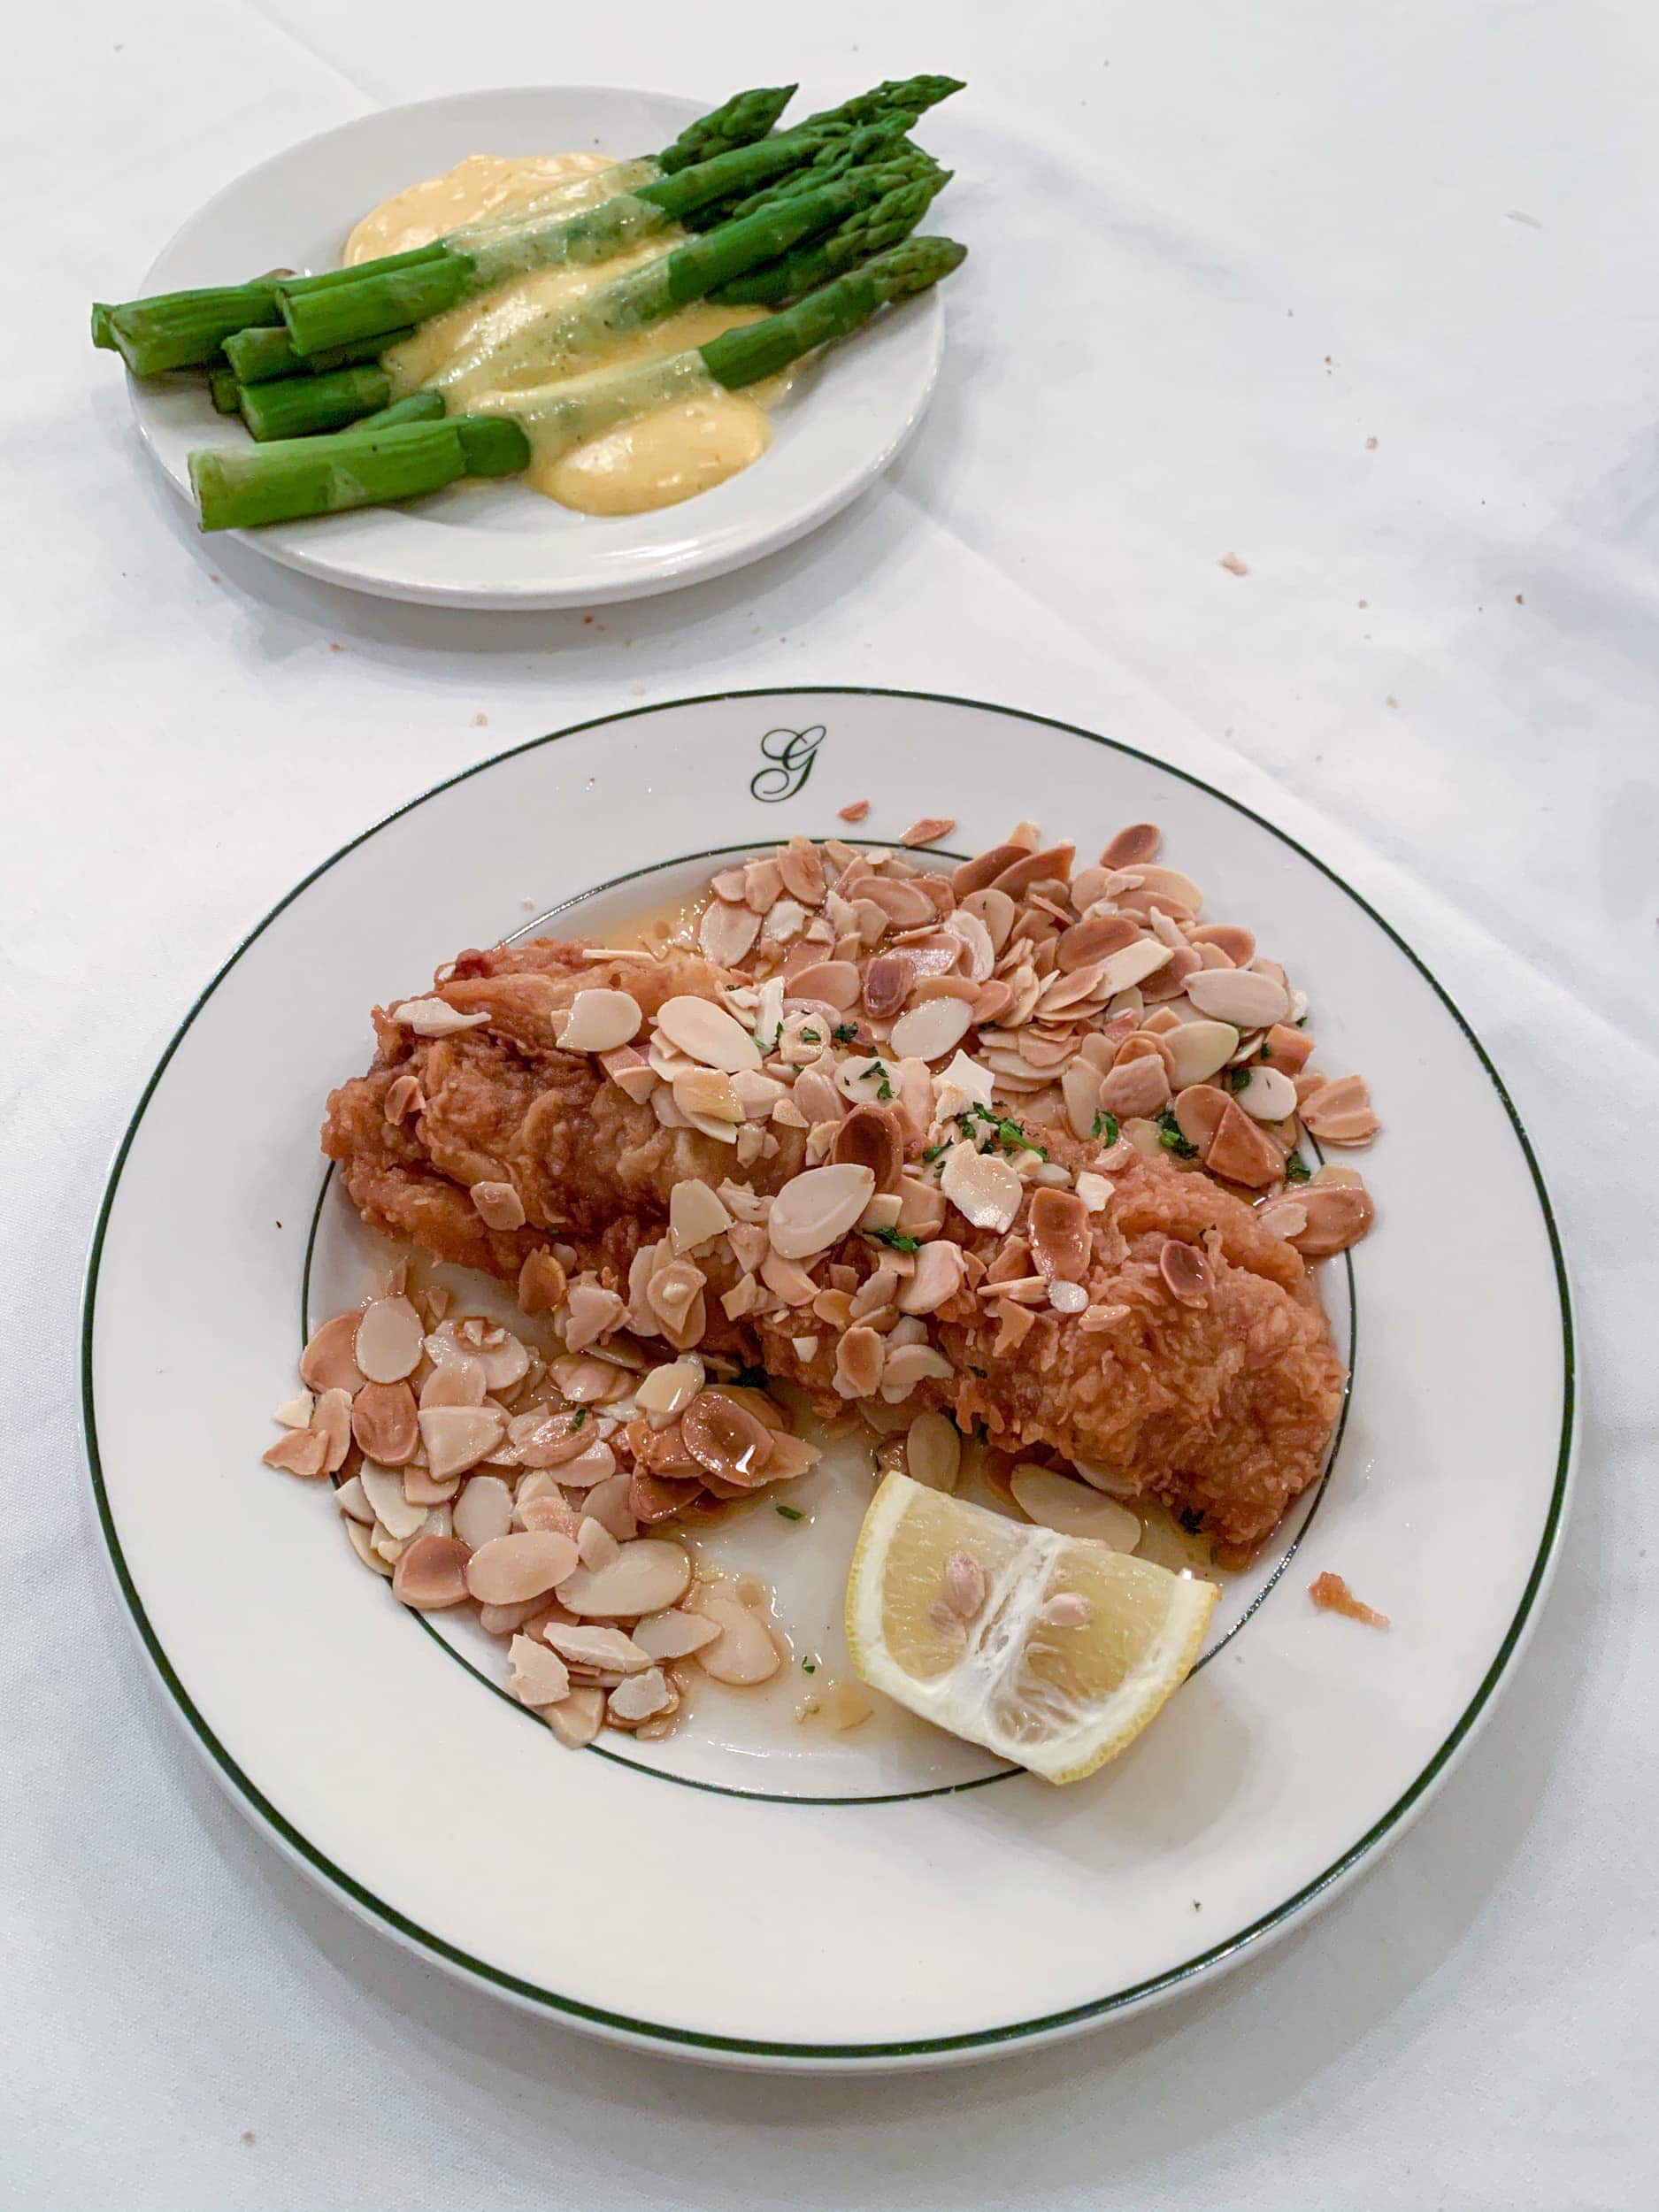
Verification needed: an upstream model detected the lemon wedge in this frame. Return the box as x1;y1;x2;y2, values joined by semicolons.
845;1472;1219;1785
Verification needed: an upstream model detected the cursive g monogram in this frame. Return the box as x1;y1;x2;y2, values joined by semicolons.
749;724;826;803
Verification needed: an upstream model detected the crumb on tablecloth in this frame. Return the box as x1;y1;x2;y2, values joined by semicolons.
838;799;871;822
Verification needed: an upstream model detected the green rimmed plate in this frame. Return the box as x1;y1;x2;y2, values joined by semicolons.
82;689;1573;2068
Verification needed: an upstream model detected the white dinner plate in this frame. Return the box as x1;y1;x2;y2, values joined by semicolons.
126;88;949;608
82;690;1573;2069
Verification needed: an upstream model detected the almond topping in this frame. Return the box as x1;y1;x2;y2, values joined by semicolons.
897;1240;968;1314
889;995;974;1063
1204;1099;1286;1188
298;1311;366;1395
557;1540;692;1619
833;1326;885;1399
470;1179;526;1232
939;1142;1022;1233
418;1403;507;1479
680;1390;774;1487
1028;1187;1092;1283
830;1102;905;1194
390;1533;472;1609
655;995;764;1072
1010;1464;1141;1549
1159;1239;1211;1303
557;988;643;1054
1101;824;1162;868
699;899;763;966
354;1296;424;1384
465;1531;579;1605
1185;966;1291;1029
389;998;488;1037
768;1163;878;1259
787;959;862;1009
349;1380;418;1465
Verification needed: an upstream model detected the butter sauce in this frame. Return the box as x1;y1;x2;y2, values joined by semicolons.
344;151;792;516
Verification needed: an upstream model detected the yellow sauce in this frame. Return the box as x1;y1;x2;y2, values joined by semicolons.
342;151;618;265
345;151;794;516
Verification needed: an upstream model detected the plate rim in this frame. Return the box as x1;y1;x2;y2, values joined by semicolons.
127;83;946;611
81;686;1577;2066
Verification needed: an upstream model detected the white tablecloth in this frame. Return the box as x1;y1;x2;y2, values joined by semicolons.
4;4;1655;2205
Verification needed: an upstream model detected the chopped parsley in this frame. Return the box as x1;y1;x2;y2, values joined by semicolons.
871;1059;894;1102
802;1658;817;1674
571;1407;588;1429
831;1022;859;1045
775;1503;805;1522
956;1102;1046;1160
800;1027;821;1044
868;1225;920;1253
1092;1109;1119;1145
1285;1153;1312;1183
733;1363;771;1390
1178;1508;1206;1535
1258;1041;1272;1061
1227;1066;1252;1094
922;1140;950;1164
1157;1110;1198;1159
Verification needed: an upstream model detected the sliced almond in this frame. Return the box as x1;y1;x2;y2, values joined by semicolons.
465;1531;579;1605
681;1390;774;1487
1028;1187;1091;1283
608;1667;673;1724
1232;1064;1299;1121
349;1379;418;1465
1159;1239;1211;1303
691;1593;782;1686
656;995;764;1072
889;996;973;1063
939;1142;1022;1233
470;1180;526;1233
833;1326;886;1399
1263;1182;1375;1256
306;1386;353;1474
633;1608;721;1661
1300;1073;1381;1144
879;1343;954;1400
451;1472;514;1549
262;1427;328;1479
557;1539;692;1618
557;988;643;1054
389;998;488;1038
699;900;762;967
390;1532;472;1609
508;1633;572;1708
1010;1464;1141;1550
1185;967;1291;1029
354;1296;424;1385
897;1240;968;1315
1101;823;1162;868
418;1403;506;1480
904;1409;962;1492
542;1622;655;1672
357;1463;426;1540
787;959;862;1010
778;836;828;904
768;1164;878;1259
1205;1099;1286;1187
634;1356;705;1418
299;1311;366;1395
1099;938;1175;995
1165;1018;1241;1088
1097;1053;1171;1119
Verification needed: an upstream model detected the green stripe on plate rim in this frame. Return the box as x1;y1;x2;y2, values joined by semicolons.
81;687;1575;2062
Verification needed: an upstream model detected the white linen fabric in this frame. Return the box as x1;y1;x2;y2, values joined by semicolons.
2;4;1654;2207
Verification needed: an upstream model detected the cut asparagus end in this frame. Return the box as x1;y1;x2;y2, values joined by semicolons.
208;365;242;414
101;282;285;375
239;364;394;442
225;323;409;384
188;413;528;531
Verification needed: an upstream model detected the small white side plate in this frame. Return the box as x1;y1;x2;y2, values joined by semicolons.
83;690;1573;2068
126;87;949;608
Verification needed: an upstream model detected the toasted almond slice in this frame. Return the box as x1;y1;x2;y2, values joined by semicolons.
470;1180;526;1233
681;1390;774;1487
1159;1239;1211;1303
897;1240;968;1315
1300;1074;1381;1144
299;1311;366;1395
358;1462;426;1539
768;1164;878;1258
1173;1083;1229;1154
557;1540;692;1619
354;1296;423;1384
673;1066;743;1124
690;1592;783;1686
1232;1064;1299;1121
777;835;827;904
988;844;1075;898
1061;1060;1105;1140
889;997;974;1063
543;1621;655;1672
391;1533;472;1609
901;816;956;847
418;1403;506;1480
390;998;488;1037
635;1356;705;1418
1075;1171;1114;1213
507;1633;572;1707
451;1472;514;1549
349;1379;418;1465
1057;913;1141;972
633;1608;722;1660
273;1390;315;1429
837;800;871;824
656;995;764;1073
262;1427;328;1479
699;899;762;966
787;958;863;1010
833;1326;886;1400
1098;939;1175;995
608;1666;673;1723
1186;967;1290;1029
879;1343;954;1401
1165;1018;1241;1088
905;1409;962;1492
1028;1188;1091;1283
939;1142;1022;1233
1010;1463;1141;1550
305;1386;352;1474
1101;823;1162;868
465;1531;580;1605
1205;1099;1286;1187
544;1685;607;1747
576;1516;622;1571
847;874;936;929
1265;1183;1375;1256
1098;1053;1171;1119
335;1473;375;1525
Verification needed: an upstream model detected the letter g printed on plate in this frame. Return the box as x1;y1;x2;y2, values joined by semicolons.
749;725;826;803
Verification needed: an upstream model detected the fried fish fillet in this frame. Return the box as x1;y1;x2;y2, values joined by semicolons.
322;939;1345;1549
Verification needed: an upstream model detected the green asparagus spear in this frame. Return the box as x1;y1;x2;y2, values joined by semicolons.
427;159;919;394
239;365;394;441
655;84;796;173
802;75;964;129
208;364;242;414
711;167;950;306
276;122;886;357
224;324;411;383
353;389;447;432
187;235;965;532
190;413;528;530
89;85;792;373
